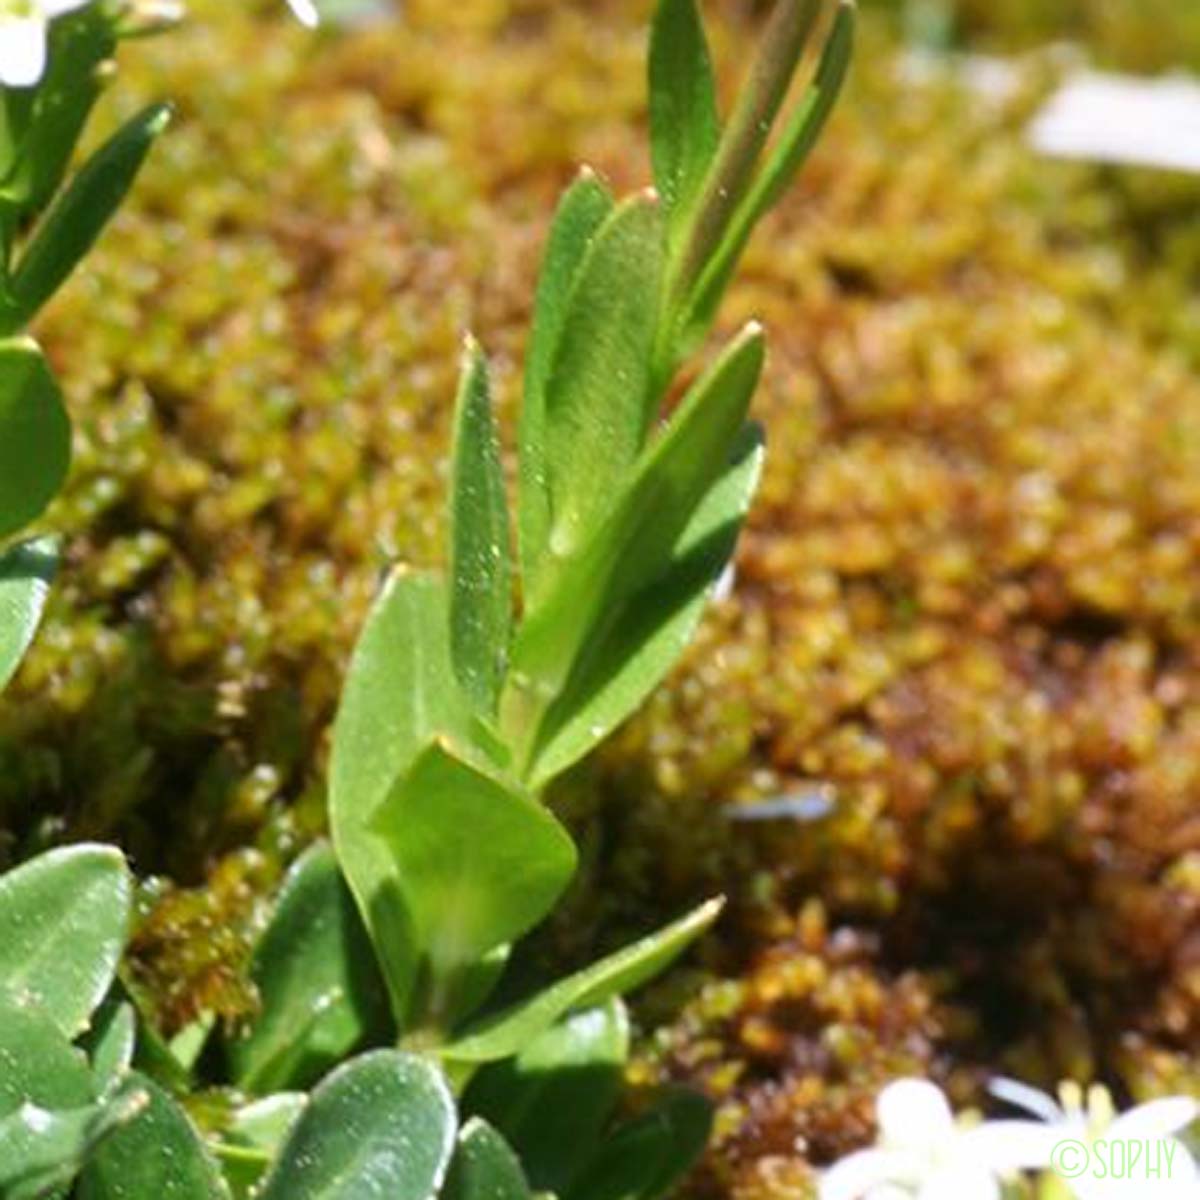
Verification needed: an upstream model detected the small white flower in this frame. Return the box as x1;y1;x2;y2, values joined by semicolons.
990;1078;1200;1200
0;0;92;88
819;1079;1053;1200
285;0;319;27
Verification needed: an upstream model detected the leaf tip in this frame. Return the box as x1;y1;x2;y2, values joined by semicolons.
148;102;174;136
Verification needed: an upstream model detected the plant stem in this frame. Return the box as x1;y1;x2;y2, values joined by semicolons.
669;0;821;314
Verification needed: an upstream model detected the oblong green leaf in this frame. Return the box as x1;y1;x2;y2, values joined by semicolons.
330;568;473;1021
441;899;723;1065
256;1051;457;1200
519;170;614;589
78;1074;230;1200
506;325;763;763
372;741;576;1028
566;1089;713;1200
684;2;855;347
465;1001;629;1194
530;426;763;788
4;104;172;331
538;194;665;572
0;8;114;218
0;843;131;1038
0;338;70;540
649;0;720;239
449;338;512;716
442;1118;532;1200
229;842;391;1095
0;536;56;693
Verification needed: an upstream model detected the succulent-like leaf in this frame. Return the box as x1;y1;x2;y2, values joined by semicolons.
507;324;763;760
0;844;131;1038
0;999;95;1119
441;899;723;1065
649;0;720;241
330;568;474;1020
230;842;391;1095
442;1118;532;1200
256;1051;457;1200
0;1090;147;1200
519;170;614;589
78;1073;230;1200
0;339;71;541
537;194;665;576
0;536;56;693
2;104;172;333
372;741;576;1028
566;1088;713;1200
449;338;513;715
529;425;763;788
465;1001;629;1194
82;999;137;1100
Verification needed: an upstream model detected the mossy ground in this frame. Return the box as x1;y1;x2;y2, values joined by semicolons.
3;0;1199;1194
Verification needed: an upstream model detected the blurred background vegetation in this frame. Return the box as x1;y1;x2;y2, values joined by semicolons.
867;0;1200;69
2;0;1198;1195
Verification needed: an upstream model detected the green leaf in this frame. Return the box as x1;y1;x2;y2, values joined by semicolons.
330;568;474;1021
228;1093;305;1154
0;536;56;693
0;999;95;1119
519;170;613;590
441;898;723;1065
256;1051;457;1200
449;338;512;716
567;1089;713;1200
649;0;720;241
0;8;115;218
442;1118;532;1200
372;741;575;1028
219;1094;306;1200
0;338;71;541
80;998;137;1099
507;324;763;761
465;1001;629;1194
537;194;665;575
2;104;171;333
0;843;131;1038
229;842;391;1095
0;1089;147;1200
529;425;763;788
78;1074;230;1200
683;2;855;347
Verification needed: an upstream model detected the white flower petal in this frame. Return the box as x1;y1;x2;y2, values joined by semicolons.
961;1118;1061;1171
285;0;319;27
919;1162;999;1200
820;1149;910;1200
878;1080;956;1150
988;1077;1065;1124
0;16;48;88
1108;1097;1200;1141
41;0;94;17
